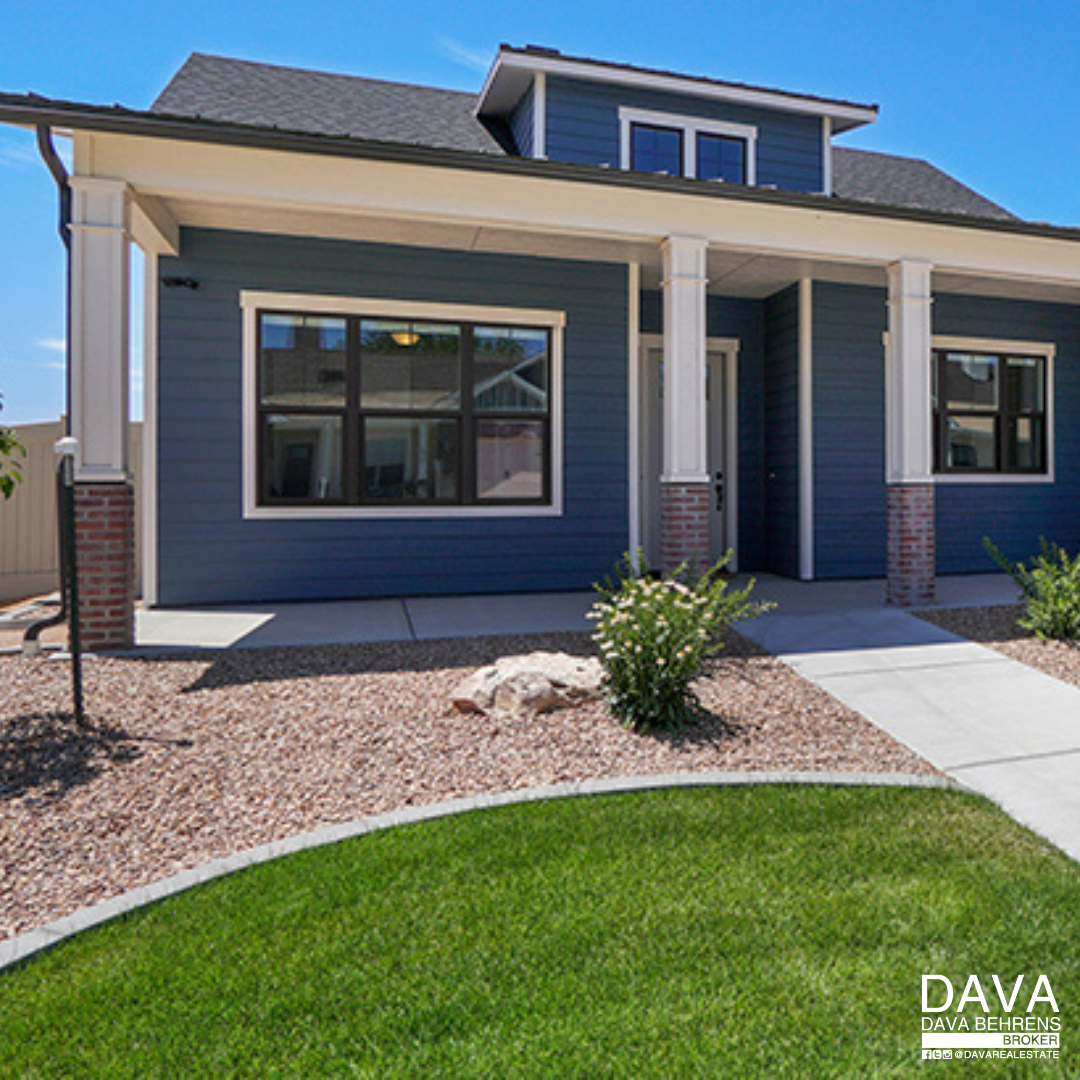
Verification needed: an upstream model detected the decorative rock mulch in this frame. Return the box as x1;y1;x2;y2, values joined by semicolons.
0;629;935;941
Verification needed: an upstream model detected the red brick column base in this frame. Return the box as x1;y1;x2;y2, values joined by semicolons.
887;483;935;607
74;482;136;651
660;481;711;574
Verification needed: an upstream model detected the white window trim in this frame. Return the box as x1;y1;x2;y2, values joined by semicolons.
618;106;758;184
931;334;1056;485
240;290;566;519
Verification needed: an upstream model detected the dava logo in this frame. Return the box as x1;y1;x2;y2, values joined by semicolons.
922;974;1059;1014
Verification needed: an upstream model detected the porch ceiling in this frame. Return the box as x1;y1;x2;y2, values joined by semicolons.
159;193;1080;306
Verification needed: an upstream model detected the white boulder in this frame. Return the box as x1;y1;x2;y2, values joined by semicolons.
451;651;604;718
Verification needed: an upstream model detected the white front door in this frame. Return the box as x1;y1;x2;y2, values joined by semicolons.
640;341;738;570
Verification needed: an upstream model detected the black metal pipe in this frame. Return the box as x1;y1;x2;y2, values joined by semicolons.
24;126;84;725
24;127;73;651
24;126;73;650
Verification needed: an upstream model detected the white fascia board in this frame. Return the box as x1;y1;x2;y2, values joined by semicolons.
89;134;1080;289
480;52;878;131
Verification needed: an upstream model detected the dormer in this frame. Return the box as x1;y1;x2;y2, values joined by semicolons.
477;45;878;195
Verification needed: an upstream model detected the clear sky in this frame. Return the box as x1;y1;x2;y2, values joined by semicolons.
1;0;1078;423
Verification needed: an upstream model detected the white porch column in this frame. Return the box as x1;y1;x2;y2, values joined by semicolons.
885;259;935;605
68;177;136;649
70;177;131;482
660;235;710;571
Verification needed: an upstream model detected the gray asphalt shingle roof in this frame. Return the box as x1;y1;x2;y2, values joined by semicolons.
831;147;1016;221
152;53;505;154
153;53;1015;222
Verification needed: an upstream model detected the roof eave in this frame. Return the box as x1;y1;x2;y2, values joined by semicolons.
1;93;1075;246
476;46;879;132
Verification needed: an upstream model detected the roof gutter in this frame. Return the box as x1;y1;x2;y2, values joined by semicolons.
1;93;1079;246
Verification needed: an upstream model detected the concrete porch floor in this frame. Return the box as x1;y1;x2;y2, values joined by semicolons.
134;572;1020;651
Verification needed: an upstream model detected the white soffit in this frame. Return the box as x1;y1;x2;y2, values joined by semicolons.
161;193;1080;303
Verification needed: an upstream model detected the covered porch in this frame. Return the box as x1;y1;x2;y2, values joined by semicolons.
51;117;1080;647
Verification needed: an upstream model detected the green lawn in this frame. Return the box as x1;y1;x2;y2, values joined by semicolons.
1;785;1077;1077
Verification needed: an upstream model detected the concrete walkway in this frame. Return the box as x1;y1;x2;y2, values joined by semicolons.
136;590;596;650
134;572;1020;652
739;575;1080;865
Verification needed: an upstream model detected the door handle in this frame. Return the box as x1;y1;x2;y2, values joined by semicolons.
714;471;724;512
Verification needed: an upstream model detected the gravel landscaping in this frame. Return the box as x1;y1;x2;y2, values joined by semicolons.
919;603;1080;690
1;629;934;941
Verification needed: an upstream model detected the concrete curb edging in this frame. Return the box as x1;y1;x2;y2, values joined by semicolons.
0;770;961;974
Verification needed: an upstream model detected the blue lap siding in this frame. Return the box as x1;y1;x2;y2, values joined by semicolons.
544;75;825;192
156;229;629;605
508;80;535;157
764;286;801;577
811;283;1080;578
812;282;887;578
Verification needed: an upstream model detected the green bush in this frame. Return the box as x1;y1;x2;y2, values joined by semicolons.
985;537;1080;641
589;552;772;731
0;392;25;500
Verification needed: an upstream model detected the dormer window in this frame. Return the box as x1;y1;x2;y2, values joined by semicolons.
696;132;746;184
619;106;757;184
629;122;684;176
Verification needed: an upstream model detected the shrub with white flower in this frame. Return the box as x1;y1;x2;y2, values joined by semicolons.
588;551;772;731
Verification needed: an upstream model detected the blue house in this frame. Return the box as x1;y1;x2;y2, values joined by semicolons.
2;45;1078;648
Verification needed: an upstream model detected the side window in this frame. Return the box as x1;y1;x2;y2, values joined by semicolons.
933;349;1048;474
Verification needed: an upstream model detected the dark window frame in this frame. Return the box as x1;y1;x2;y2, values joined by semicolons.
256;309;552;508
695;131;747;184
629;122;685;177
932;349;1048;476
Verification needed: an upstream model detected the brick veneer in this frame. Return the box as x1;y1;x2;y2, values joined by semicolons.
74;482;135;651
886;483;936;606
659;481;711;573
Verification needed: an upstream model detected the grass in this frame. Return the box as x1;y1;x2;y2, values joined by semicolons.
1;785;1078;1077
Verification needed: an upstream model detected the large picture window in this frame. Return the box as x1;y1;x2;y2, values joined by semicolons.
256;310;552;507
933;349;1048;475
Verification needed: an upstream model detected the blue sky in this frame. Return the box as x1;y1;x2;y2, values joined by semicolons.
2;0;1079;423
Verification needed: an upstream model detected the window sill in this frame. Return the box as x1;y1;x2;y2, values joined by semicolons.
934;473;1054;485
244;504;563;520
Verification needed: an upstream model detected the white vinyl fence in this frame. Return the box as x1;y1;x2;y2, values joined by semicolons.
0;420;142;604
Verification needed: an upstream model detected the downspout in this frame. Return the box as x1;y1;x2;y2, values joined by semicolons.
22;127;76;665
35;126;72;434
